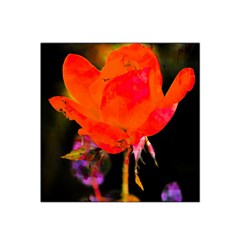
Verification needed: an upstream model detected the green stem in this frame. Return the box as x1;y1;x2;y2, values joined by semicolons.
121;147;132;202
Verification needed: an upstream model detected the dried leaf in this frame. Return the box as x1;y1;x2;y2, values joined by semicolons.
139;157;146;165
135;173;144;191
153;158;159;168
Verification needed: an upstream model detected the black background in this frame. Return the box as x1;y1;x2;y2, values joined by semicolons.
41;43;200;202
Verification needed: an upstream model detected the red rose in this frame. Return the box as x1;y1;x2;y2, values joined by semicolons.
49;44;195;154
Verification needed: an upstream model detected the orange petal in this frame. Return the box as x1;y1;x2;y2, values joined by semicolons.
100;68;155;130
78;123;130;154
163;68;195;107
63;54;100;119
128;104;178;140
49;96;130;154
128;68;195;139
89;44;164;107
101;44;162;82
49;96;91;127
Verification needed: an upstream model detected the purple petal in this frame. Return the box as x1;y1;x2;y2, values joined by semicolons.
71;160;104;186
161;181;182;202
82;173;104;186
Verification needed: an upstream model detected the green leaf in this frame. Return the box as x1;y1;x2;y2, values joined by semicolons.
61;147;86;160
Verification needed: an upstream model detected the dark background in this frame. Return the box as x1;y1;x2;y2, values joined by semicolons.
41;43;200;202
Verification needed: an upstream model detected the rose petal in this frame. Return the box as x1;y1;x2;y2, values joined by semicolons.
100;68;154;129
100;68;155;130
128;68;195;138
78;122;130;154
163;68;195;107
101;44;162;84
48;96;130;154
89;44;164;107
128;104;178;139
63;54;100;120
49;96;89;125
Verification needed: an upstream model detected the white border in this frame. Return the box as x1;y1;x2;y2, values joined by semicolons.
1;1;240;239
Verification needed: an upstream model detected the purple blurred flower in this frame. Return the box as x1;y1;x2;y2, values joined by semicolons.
161;181;182;202
82;173;104;185
71;135;111;188
72;160;104;186
72;135;98;151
